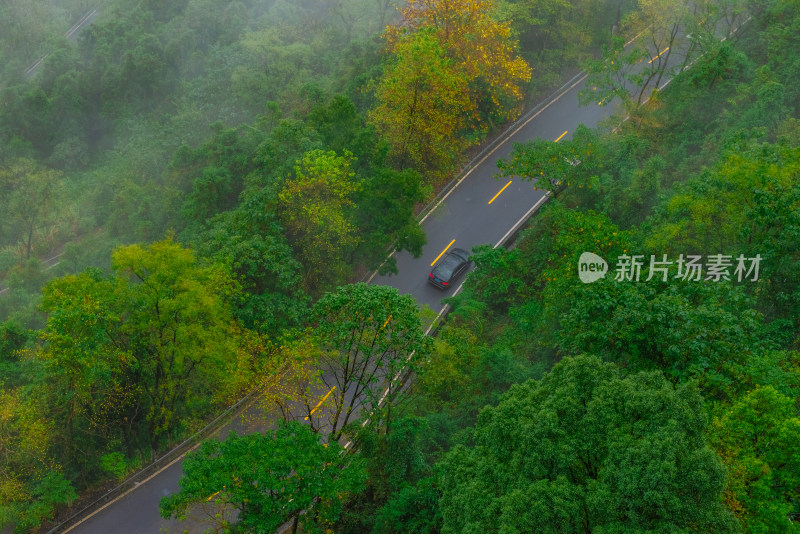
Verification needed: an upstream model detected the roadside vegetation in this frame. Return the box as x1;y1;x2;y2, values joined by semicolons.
2;0;798;533
353;1;799;532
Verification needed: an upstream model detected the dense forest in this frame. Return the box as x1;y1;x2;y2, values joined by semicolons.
1;0;798;532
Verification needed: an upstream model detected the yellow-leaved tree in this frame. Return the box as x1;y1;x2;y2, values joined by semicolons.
370;29;473;180
372;0;531;182
388;0;531;125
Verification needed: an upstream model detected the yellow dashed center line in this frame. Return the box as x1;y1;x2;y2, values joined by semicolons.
430;239;456;266
488;180;513;204
305;386;336;421
648;47;669;64
555;131;568;142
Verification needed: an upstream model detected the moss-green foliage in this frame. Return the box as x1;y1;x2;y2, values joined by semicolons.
3;0;800;532
0;320;30;385
439;355;738;534
0;2;435;527
36;240;244;469
339;417;435;534
0;0;403;326
709;386;800;533
497;0;630;96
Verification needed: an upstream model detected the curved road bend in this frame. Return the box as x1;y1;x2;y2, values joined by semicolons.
65;37;694;534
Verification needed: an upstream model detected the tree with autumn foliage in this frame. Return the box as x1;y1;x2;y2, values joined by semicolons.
372;0;530;181
387;0;531;127
370;29;473;180
35;239;246;463
0;387;76;532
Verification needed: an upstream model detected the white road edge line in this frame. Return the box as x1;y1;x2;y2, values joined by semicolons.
418;73;588;227
494;192;552;249
346;190;553;449
61;443;202;533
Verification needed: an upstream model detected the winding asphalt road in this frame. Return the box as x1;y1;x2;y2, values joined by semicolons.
62;70;619;534
58;29;698;534
372;73;612;311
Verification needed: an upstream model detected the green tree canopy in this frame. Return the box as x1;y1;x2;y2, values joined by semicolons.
276;149;362;294
0;158;64;259
709;386;800;532
355;167;428;274
310;283;432;441
194;185;309;334
37;238;245;464
438;354;738;533
160;422;367;534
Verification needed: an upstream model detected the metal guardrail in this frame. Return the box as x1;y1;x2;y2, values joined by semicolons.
38;59;585;534
42;388;262;534
359;70;587;283
414;70;587;225
25;8;100;78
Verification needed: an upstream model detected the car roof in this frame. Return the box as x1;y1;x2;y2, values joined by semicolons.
432;248;469;278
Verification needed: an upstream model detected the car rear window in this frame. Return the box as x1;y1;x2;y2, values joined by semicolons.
434;256;460;278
